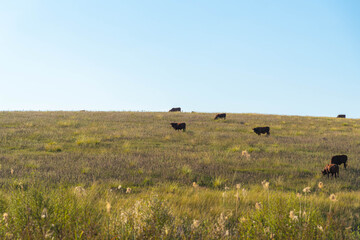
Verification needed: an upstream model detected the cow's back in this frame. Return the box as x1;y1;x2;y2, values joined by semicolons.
331;155;347;163
169;107;181;112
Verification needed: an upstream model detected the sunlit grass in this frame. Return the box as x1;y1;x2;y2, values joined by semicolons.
0;111;359;238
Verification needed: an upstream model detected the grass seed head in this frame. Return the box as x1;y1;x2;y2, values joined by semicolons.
289;210;298;221
74;186;86;195
262;180;269;190
106;201;111;213
3;213;8;222
302;187;311;193
242;188;247;197
255;202;262;210
41;208;48;219
192;219;200;229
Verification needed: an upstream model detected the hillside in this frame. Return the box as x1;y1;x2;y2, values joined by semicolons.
0;111;359;239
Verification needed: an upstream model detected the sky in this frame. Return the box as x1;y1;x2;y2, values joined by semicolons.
0;1;359;117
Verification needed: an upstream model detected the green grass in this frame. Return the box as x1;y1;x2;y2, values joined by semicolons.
0;111;359;239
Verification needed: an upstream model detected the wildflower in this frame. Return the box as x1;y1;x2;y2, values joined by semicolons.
126;187;132;194
240;217;246;223
3;213;8;222
242;150;250;158
329;194;337;202
192;219;200;229
236;183;241;189
106;201;111;213
262;180;269;190
302;187;311;193
41;208;48;219
224;186;230;191
318;182;323;189
10;169;14;175
289;210;298;221
192;182;198;188
255;202;262;210
317;225;323;232
117;185;122;190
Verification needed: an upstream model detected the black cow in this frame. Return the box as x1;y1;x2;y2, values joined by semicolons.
331;155;347;169
253;127;270;135
322;164;339;178
170;122;186;131
169;107;181;112
337;114;346;118
214;113;226;120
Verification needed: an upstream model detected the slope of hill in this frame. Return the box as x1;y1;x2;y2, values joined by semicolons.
0;111;359;239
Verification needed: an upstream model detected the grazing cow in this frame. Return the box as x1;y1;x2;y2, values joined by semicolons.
169;107;181;112
214;113;226;120
337;114;346;118
253;127;270;135
322;164;339;178
331;155;348;169
170;122;186;131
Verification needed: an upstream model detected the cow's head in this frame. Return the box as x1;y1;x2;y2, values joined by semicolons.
321;169;327;175
170;123;177;128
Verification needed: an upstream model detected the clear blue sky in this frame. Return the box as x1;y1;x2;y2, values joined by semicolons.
1;1;359;117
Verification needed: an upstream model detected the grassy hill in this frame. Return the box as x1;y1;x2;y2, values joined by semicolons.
0;111;359;239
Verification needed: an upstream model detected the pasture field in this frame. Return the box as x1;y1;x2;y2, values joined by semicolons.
0;111;359;239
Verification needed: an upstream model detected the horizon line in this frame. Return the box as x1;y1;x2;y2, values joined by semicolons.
0;110;355;119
